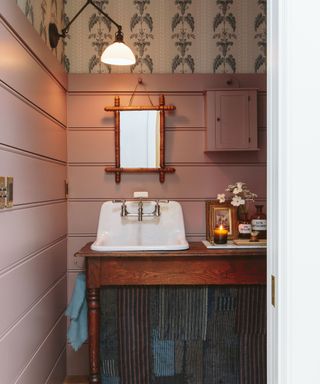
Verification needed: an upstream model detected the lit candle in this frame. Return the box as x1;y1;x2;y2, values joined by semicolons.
213;224;228;244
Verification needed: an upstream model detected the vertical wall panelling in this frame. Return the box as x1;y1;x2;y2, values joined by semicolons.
0;1;67;383
67;73;266;374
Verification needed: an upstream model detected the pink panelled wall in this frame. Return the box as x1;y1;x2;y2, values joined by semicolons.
0;1;267;379
66;73;267;374
0;1;67;383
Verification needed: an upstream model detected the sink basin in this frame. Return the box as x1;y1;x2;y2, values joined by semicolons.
91;200;189;251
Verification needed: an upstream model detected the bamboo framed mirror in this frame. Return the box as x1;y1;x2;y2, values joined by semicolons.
104;94;176;183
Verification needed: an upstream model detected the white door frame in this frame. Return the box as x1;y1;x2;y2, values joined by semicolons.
267;1;320;383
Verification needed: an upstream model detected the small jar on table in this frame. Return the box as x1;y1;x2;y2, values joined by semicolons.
238;212;252;239
251;205;267;239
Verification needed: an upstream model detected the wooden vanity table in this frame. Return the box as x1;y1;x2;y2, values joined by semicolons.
75;241;266;384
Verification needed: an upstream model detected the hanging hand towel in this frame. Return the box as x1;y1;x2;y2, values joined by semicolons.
65;272;88;351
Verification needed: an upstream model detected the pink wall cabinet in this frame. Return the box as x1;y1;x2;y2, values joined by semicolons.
205;89;258;151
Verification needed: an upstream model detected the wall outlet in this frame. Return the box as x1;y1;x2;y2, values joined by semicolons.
133;191;149;198
0;176;13;208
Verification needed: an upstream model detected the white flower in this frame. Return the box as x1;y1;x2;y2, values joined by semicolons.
231;195;245;206
233;182;244;194
217;193;226;203
226;184;235;192
218;181;257;207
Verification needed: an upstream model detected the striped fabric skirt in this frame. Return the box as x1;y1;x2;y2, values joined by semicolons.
100;286;266;384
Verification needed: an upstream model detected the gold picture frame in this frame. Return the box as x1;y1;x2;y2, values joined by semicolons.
206;200;238;241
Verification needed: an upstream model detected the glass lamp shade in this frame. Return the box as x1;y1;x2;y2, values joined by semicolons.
101;42;136;65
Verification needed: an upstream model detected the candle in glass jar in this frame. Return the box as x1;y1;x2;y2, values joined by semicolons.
213;224;228;244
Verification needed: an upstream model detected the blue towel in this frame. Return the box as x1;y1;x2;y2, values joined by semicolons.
65;272;88;351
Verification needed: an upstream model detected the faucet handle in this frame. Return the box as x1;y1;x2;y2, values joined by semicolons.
137;199;143;221
120;200;127;216
155;200;161;216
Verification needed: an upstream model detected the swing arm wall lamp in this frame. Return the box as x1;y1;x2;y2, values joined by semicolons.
49;0;136;65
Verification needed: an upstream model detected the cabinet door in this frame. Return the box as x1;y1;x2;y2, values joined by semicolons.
205;90;257;151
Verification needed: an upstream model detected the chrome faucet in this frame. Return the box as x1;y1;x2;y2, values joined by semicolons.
155;200;161;216
138;200;143;221
113;198;169;221
121;200;127;217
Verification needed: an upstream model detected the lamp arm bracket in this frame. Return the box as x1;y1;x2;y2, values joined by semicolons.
61;0;91;37
49;0;126;50
89;0;122;31
60;0;122;38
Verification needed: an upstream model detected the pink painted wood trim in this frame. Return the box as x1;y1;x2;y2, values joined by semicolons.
66;73;266;374
67;129;266;164
0;23;67;124
67;94;203;128
1;7;67;383
0;239;67;335
0;202;67;271
248;90;258;149
68;92;265;130
44;348;66;384
0;148;66;205
0;87;67;161
0;277;67;384
14;320;66;384
257;93;267;128
0;0;67;89
68;165;266;199
68;74;266;93
205;90;216;151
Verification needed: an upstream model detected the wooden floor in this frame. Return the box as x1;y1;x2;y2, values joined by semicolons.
64;376;88;384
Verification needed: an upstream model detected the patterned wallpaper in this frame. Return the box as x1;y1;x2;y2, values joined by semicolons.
64;0;266;74
16;0;266;74
16;0;65;64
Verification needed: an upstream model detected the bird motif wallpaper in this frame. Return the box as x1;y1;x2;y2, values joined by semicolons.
16;0;267;74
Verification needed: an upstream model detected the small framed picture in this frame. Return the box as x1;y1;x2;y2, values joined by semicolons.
206;200;238;241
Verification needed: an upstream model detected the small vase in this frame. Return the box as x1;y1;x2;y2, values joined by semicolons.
237;204;247;221
238;212;252;239
237;204;251;239
251;204;267;239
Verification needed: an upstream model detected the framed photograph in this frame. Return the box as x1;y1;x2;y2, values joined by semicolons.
206;200;238;241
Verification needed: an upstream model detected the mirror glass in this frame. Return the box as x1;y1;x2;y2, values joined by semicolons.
120;110;160;168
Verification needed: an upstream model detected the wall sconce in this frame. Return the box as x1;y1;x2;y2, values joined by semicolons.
48;0;136;66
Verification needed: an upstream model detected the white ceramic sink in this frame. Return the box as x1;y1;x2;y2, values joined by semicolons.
91;200;189;251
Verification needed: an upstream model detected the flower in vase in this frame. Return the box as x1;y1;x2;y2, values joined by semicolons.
217;193;226;203
217;181;257;220
231;195;245;206
233;182;244;194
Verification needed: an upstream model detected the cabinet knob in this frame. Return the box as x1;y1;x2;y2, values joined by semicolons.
217;117;220;122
